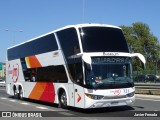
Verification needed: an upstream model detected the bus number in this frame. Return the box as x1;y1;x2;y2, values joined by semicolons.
123;89;129;94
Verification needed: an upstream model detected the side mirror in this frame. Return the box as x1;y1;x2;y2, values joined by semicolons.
82;54;92;64
82;54;92;70
131;53;146;69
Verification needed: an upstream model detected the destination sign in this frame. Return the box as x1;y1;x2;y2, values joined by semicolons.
92;57;131;64
103;52;119;56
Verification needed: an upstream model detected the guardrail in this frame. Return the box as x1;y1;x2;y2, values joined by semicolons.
135;83;160;95
135;83;160;89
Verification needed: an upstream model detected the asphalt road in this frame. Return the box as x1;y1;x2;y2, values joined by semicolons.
0;87;160;120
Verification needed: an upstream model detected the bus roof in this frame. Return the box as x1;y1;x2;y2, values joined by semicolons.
8;23;121;50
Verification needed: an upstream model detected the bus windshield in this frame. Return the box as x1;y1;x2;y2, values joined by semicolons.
85;62;133;89
79;27;129;52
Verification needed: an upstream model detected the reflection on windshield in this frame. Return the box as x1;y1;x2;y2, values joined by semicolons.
86;63;132;88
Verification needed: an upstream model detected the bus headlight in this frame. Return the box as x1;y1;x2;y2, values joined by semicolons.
126;92;135;97
85;93;104;100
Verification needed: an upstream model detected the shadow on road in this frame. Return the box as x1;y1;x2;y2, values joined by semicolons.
68;105;134;114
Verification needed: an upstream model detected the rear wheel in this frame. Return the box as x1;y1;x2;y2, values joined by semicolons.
13;89;18;98
18;89;23;99
59;90;67;109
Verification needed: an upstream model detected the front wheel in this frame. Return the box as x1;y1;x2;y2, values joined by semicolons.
59;90;67;109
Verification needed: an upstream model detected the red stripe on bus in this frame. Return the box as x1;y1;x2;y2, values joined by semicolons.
29;82;55;103
40;83;55;103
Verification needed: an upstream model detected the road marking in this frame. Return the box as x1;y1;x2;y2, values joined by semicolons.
136;98;160;102
1;97;7;100
9;100;16;102
36;106;49;110
59;112;74;116
21;102;29;105
0;97;68;111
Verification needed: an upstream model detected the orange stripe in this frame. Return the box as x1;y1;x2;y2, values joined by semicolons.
29;83;47;100
26;56;42;68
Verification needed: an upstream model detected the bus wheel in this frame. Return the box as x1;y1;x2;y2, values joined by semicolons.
18;89;23;99
13;89;18;98
59;90;67;109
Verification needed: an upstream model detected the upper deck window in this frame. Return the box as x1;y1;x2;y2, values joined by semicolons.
56;28;80;64
7;33;58;60
79;27;129;52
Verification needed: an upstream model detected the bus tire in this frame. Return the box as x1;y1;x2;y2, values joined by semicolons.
13;86;18;98
18;88;23;100
59;90;67;109
13;89;18;98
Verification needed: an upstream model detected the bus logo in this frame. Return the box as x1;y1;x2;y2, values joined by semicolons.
77;93;81;103
8;63;19;83
110;89;121;96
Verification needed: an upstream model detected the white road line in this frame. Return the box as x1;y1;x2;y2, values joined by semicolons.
21;102;29;105
1;97;7;100
136;98;160;102
9;99;16;102
0;97;67;111
36;106;49;110
58;112;74;116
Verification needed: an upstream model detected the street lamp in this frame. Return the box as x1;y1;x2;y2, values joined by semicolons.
5;29;23;45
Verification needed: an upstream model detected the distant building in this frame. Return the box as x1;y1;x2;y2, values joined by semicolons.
0;62;6;78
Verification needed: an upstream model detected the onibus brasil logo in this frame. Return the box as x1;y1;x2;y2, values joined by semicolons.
8;63;19;83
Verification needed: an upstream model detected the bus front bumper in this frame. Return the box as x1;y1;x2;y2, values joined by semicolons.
85;96;135;108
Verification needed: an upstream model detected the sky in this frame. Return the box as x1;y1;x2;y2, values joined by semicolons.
0;0;160;62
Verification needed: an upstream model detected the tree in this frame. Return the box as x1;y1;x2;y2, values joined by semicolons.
120;22;160;73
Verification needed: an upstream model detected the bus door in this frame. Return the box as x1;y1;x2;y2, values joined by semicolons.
74;84;85;108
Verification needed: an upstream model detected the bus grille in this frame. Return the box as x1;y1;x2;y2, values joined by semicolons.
103;95;127;99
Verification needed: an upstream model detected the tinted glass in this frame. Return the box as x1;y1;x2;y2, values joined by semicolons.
79;27;129;52
22;65;68;83
8;33;58;60
56;28;80;64
68;61;83;85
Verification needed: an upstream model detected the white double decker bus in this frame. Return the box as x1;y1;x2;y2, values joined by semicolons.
6;24;145;109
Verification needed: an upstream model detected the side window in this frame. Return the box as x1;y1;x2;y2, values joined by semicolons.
36;65;68;83
8;33;58;60
56;28;80;64
68;61;83;85
21;57;68;83
56;28;82;83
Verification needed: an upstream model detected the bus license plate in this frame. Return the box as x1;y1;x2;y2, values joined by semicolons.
111;101;119;105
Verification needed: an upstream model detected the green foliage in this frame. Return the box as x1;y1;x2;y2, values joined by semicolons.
120;22;160;73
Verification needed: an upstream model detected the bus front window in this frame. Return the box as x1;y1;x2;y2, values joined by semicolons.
85;63;133;89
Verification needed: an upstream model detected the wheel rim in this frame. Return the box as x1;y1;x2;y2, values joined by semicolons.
60;92;67;106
